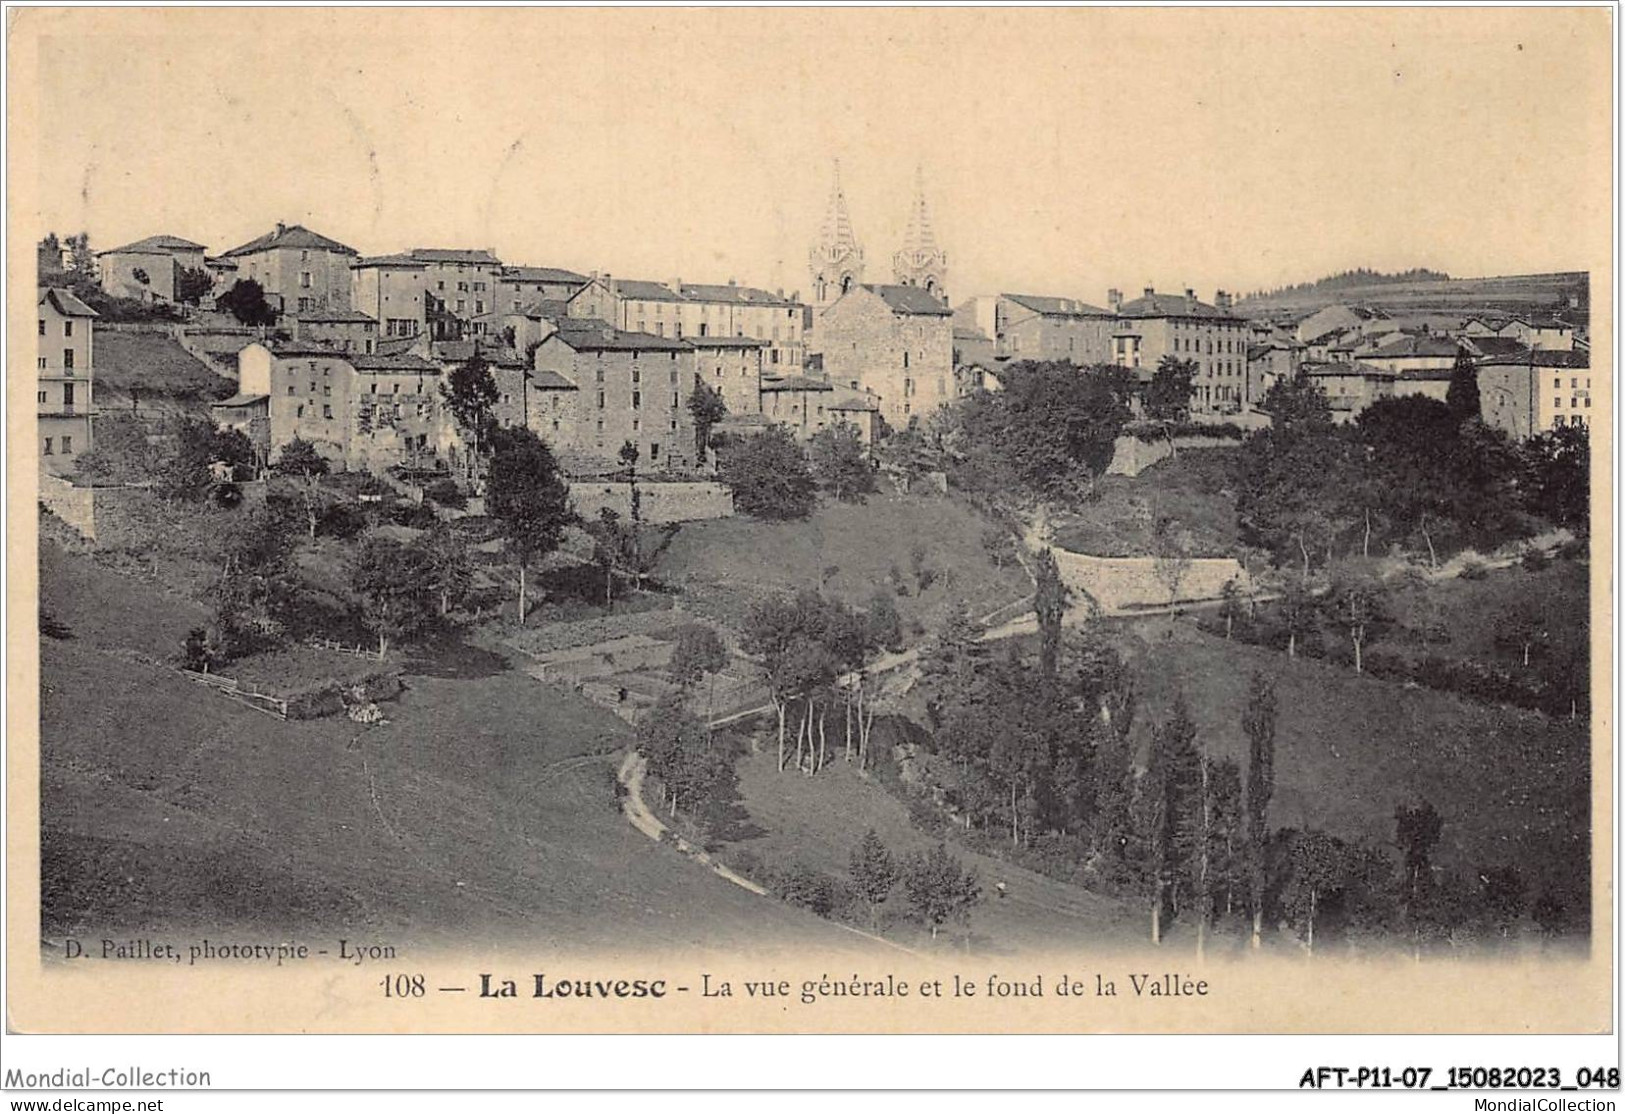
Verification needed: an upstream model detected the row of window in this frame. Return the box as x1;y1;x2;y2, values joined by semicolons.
41;435;73;455
595;390;682;411
37;319;75;337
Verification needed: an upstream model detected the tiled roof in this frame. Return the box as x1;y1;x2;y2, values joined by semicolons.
1365;335;1463;359
1114;290;1237;320
298;309;377;324
352;353;441;374
679;282;796;306
829;390;881;412
510;299;572;320
953;325;992;341
501;265;587;284
1396;368;1456;382
613;279;686;303
550;322;692;352
1301;360;1393;379
38;287;99;318
213;392;270;408
204;256;238;269
761;374;833;392
99;234;206;256
352;253;427;270
527;368;578;391
689;335;767;348
270;340;347;358
223;224;357;258
376;335;425;356
1477;349;1590;369
1003;293;1113;317
431;340;526;367
865;284;952;316
1462;336;1530;358
411;248;502;266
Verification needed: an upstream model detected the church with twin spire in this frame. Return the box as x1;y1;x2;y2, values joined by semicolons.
807;162;957;429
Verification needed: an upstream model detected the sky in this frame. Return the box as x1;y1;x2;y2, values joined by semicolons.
16;7;1614;306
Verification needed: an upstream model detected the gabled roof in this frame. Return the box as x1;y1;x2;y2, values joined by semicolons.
204;256;238;270
679;282;796;307
39;287;99;318
269;340;349;358
99;234;206;256
223;223;357;258
410;248;502;266
828;390;881;412
431;340;527;367
1365;335;1463;359
351;353;441;374
1462;336;1530;359
375;335;426;357
1114;290;1237;320
1301;360;1394;380
865;284;952;316
1003;292;1113;317
213;392;270;408
352;253;427;270
526;368;579;391
500;265;587;284
508;299;572;321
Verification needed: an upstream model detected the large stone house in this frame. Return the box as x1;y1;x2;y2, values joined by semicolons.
95;234;207;303
37;288;98;473
1108;286;1250;413
954;293;1116;366
221;223;358;314
812;283;954;429
351;254;429;339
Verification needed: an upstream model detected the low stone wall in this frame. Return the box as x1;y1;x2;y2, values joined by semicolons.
39;472;97;540
1051;549;1249;614
1105;435;1240;477
569;480;733;523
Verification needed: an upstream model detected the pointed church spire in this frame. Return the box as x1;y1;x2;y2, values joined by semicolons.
892;163;948;301
809;159;865;311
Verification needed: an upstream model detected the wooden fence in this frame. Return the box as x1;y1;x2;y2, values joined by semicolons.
180;669;289;720
307;637;381;660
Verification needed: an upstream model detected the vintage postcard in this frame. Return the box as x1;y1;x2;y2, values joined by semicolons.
4;5;1614;1049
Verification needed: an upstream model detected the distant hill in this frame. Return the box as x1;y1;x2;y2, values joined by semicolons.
1235;268;1588;325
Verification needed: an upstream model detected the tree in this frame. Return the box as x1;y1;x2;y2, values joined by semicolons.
174;265;213;306
1139;698;1201;944
211;504;302;659
981;526;1017;570
485;427;575;624
849;829;899;930
1280;829;1346;954
1523;423;1589;533
72;414;161;485
216;278;279;327
1033;548;1070;680
1395;799;1444;954
1151;515;1194;628
414;525;473;617
440;355;501;477
687;380;728;463
161;417;254;501
1145;356;1198;422
902;842;981;941
350;536;436;658
1243;672;1278;948
1445;350;1481;425
1278;580;1316;660
717;425;817;519
808;422;876;501
636;696;731;824
585;507;633;607
1325;564;1387;673
270;437;332;539
671;623;728;721
1218;578;1245;639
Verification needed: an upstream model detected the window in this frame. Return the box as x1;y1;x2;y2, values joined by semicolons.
64;321;73;337
42;437;52;455
1554;397;1562;407
61;435;72;454
37;358;45;370
323;405;333;419
597;391;605;409
632;366;641;384
632;391;641;409
62;348;74;370
456;300;466;312
37;390;45;403
37;319;44;335
476;301;485;315
297;405;305;418
650;443;660;460
300;272;312;288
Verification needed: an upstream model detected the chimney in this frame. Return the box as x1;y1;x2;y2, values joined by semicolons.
670;277;683;296
1185;287;1195;300
1108;288;1123;313
1215;290;1232;312
275;221;287;236
728;277;737;287
1143;285;1155;298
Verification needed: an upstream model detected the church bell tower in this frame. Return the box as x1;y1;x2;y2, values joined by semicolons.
808;160;865;312
891;165;948;302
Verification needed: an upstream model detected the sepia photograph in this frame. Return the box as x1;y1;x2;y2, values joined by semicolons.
4;4;1614;1054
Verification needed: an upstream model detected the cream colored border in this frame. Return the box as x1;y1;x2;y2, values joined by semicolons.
4;6;1614;1037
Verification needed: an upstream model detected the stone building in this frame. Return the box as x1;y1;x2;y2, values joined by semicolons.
351;254;429;338
814;283;954;429
36;288;98;474
955;293;1116;365
1477;349;1595;438
293;310;379;355
412;248;503;332
496;265;588;312
674;281;807;373
691;336;768;415
1109;286;1250;413
95;234;207;302
221;223;358;314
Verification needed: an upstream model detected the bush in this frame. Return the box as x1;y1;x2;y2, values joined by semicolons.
317;502;369;539
1125;420;1245;443
1457;554;1491;580
771;861;840;917
424;479;466;509
1520;548;1551;572
390;501;440;529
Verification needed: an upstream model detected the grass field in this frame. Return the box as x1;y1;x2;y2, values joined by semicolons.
39;545;873;955
655;489;1032;632
1050;448;1244;558
92;331;235;412
1122;623;1589;899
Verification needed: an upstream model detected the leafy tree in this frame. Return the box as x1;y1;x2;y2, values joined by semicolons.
717;425;817;519
72;414;161;485
350;536;436;658
1139;697;1202;944
1151;516;1194;627
902;842;981;941
1395;798;1444;952
1145;356;1198;422
637;696;733;826
485;426;575;624
671;623;729;721
809;422;876;501
981;526;1018;570
216;278;279;327
174;265;213;306
211;504;302;658
414;525;473;617
1523;423;1589;533
865;588;904;654
1445;350;1481;425
849;829;899;930
1324;563;1387;673
1218;577;1245;639
1278;579;1316;660
440;354;501;475
269;437;333;539
1243;672;1278;948
1280;829;1346;954
160;418;254;501
687;380;728;463
1033;548;1069;679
